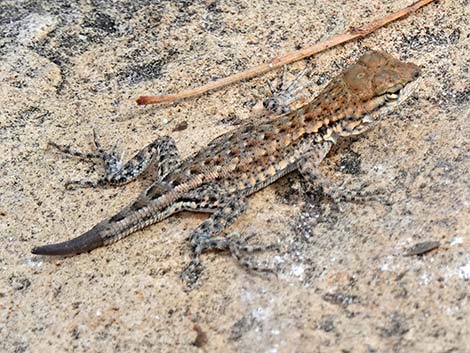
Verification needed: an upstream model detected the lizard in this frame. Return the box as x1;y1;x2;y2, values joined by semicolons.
31;51;421;282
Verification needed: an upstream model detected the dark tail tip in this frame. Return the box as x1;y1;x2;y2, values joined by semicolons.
31;225;105;256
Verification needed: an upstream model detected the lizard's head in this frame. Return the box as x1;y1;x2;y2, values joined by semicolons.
343;51;421;114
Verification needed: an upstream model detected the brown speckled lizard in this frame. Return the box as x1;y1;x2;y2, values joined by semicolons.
32;51;420;283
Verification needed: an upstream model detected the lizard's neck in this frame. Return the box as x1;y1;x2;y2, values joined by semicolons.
293;79;388;141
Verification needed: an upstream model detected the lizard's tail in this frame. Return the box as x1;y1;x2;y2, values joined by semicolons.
31;222;106;255
31;193;180;256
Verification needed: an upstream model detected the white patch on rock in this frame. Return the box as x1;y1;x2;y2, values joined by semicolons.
457;263;470;280
380;256;398;272
291;264;305;278
25;258;43;269
450;237;463;246
18;13;58;46
419;272;432;286
251;307;267;321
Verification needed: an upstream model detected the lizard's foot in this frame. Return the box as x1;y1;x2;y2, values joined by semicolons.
180;257;204;289
306;181;391;208
263;65;313;115
297;160;390;207
49;129;125;190
181;233;278;287
206;233;278;272
226;232;279;272
50;131;180;190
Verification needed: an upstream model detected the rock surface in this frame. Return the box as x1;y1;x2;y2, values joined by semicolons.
1;1;468;352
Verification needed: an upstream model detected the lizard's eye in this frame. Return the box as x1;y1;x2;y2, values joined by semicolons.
344;65;370;91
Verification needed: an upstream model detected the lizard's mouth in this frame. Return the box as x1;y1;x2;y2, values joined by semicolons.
384;83;404;101
363;78;420;124
383;78;420;105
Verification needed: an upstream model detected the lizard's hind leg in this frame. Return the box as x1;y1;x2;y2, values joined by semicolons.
181;196;277;286
50;130;180;189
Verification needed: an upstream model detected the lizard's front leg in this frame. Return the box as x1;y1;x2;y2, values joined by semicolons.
49;130;180;189
263;65;313;115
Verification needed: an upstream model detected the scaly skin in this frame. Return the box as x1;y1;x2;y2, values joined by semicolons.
32;51;420;278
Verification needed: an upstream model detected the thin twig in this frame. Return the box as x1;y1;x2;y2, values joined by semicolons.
136;0;436;106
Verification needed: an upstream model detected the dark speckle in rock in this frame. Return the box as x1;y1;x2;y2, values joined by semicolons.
318;316;335;332
220;113;241;126
338;151;361;175
71;327;80;340
229;314;257;341
117;58;167;84
448;28;461;44
32;32;90;68
192;324;208;348
400;27;456;51
404;241;440;256
14;341;28;353
379;312;409;337
173;120;189;132
9;274;31;291
83;12;117;34
322;292;361;308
